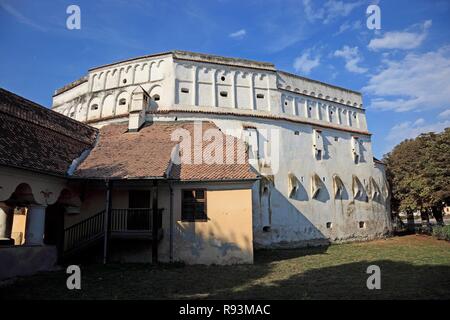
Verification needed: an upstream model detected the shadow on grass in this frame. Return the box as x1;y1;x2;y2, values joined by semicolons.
1;252;449;300
209;260;450;300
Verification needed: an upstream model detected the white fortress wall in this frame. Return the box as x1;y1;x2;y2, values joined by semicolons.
151;111;390;247
50;51;392;247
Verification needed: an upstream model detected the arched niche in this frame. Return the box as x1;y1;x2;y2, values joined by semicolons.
101;94;115;117
115;91;130;115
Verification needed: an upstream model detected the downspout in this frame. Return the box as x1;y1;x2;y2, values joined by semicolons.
103;179;111;265
169;181;174;263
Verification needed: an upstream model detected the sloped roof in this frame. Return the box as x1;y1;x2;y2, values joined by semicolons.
74;121;258;181
0;88;98;176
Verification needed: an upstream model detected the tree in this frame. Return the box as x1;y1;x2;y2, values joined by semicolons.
383;128;450;228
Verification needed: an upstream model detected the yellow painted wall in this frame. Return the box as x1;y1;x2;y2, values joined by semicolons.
63;182;254;265
11;210;27;245
172;186;253;265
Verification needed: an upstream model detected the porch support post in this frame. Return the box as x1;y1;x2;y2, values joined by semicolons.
152;180;159;263
0;202;14;240
103;180;112;264
25;204;47;245
169;182;174;263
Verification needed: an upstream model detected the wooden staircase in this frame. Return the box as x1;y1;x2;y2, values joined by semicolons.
63;208;163;258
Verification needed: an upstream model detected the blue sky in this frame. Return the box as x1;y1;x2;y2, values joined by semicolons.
1;0;449;158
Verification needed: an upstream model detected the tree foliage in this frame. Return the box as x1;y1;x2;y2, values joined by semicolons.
383;128;450;221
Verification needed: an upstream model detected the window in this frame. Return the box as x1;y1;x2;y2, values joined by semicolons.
220;91;228;97
359;221;366;229
153;94;160;101
256;93;264;99
90;104;98;110
294;131;300;135
70;112;75;117
119;98;126;105
181;88;189;93
326;222;332;229
221;76;226;81
123;79;127;84
182;189;207;221
334;137;339;142
313;129;323;160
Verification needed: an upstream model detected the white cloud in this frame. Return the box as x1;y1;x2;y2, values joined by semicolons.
385;118;450;152
439;109;450;119
333;45;367;73
0;2;47;31
414;118;425;126
303;0;364;24
293;50;321;75
335;20;362;35
363;46;450;112
368;20;432;50
229;29;246;39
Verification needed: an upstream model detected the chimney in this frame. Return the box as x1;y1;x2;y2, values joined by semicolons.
128;86;149;132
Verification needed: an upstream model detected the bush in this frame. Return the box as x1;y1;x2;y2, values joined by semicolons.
432;225;450;241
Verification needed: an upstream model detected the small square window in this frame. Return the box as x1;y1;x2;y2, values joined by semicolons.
334;137;339;142
256;93;264;99
220;91;228;97
316;149;322;160
326;222;332;229
181;88;189;93
359;221;366;229
182;189;207;222
294;131;300;135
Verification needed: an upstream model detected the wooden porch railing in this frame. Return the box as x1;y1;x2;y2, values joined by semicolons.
63;208;163;254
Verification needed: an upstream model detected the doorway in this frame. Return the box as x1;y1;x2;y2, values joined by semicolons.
128;190;151;230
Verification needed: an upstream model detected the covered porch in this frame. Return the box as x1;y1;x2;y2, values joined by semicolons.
63;179;166;264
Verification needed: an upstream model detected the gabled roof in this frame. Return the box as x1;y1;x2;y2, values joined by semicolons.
0;88;98;176
74;121;258;181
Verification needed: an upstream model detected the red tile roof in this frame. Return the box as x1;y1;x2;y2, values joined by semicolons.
75;121;258;181
0;88;98;176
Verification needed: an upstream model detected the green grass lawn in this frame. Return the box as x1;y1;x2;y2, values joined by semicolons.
1;235;450;300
